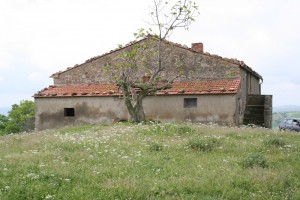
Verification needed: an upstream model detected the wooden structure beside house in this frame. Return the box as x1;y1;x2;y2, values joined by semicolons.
34;35;272;130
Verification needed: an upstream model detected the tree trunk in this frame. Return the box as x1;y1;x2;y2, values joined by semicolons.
134;98;145;122
124;96;138;122
120;82;147;123
120;81;138;122
124;98;145;123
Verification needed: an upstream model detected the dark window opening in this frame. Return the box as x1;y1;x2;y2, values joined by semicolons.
184;98;197;108
64;108;75;117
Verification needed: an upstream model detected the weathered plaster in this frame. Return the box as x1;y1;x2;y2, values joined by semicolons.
35;94;237;130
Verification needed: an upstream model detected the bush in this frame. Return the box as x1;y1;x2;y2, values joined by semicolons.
140;123;196;136
4;122;20;134
0;100;35;135
189;137;220;152
242;153;268;169
177;125;196;135
264;138;286;147
149;142;163;152
0;114;9;134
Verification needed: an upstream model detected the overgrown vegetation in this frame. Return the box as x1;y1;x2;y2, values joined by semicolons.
242;153;268;169
264;137;286;147
0;100;34;135
1;123;300;199
189;137;220;152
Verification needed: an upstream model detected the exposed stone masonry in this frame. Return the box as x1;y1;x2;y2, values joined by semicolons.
51;36;260;86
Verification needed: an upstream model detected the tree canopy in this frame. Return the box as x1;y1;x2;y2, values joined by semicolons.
105;0;199;122
0;100;35;135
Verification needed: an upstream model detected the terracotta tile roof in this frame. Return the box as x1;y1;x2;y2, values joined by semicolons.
34;79;240;98
156;79;240;95
50;35;262;80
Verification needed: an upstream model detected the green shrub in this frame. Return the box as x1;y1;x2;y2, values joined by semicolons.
139;123;196;136
264;138;286;147
58;124;95;134
189;137;220;152
149;142;163;152
4;122;20;134
0;100;35;135
242;153;268;169
177;125;196;135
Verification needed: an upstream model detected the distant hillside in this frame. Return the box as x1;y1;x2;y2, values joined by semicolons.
273;105;300;113
272;111;300;128
0;107;10;116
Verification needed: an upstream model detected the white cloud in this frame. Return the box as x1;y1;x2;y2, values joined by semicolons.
0;50;14;70
0;0;148;73
0;0;300;107
263;81;300;106
0;93;33;107
28;72;41;81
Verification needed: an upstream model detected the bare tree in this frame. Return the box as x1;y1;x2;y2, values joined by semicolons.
109;0;199;122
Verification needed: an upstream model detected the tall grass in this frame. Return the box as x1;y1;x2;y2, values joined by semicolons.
0;123;300;199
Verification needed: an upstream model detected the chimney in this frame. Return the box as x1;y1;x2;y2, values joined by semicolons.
142;73;151;83
191;43;203;53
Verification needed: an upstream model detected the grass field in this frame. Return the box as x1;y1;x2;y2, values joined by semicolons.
1;123;300;199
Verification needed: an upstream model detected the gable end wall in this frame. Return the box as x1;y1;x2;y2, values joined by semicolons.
53;40;242;85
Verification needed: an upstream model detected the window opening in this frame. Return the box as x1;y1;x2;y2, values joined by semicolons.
64;108;75;117
184;98;197;108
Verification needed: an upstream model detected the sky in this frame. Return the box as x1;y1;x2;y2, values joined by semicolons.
0;0;300;108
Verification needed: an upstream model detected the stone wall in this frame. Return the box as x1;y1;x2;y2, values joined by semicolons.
52;38;241;86
243;94;273;128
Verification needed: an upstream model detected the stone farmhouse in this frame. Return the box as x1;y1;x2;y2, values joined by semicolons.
34;35;272;130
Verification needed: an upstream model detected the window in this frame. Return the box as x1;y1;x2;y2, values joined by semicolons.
64;108;75;117
184;98;197;108
292;119;299;125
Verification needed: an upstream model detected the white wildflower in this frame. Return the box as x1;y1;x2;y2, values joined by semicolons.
27;173;39;180
4;186;10;190
45;194;53;199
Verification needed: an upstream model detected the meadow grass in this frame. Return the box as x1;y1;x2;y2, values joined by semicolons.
0;123;300;199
